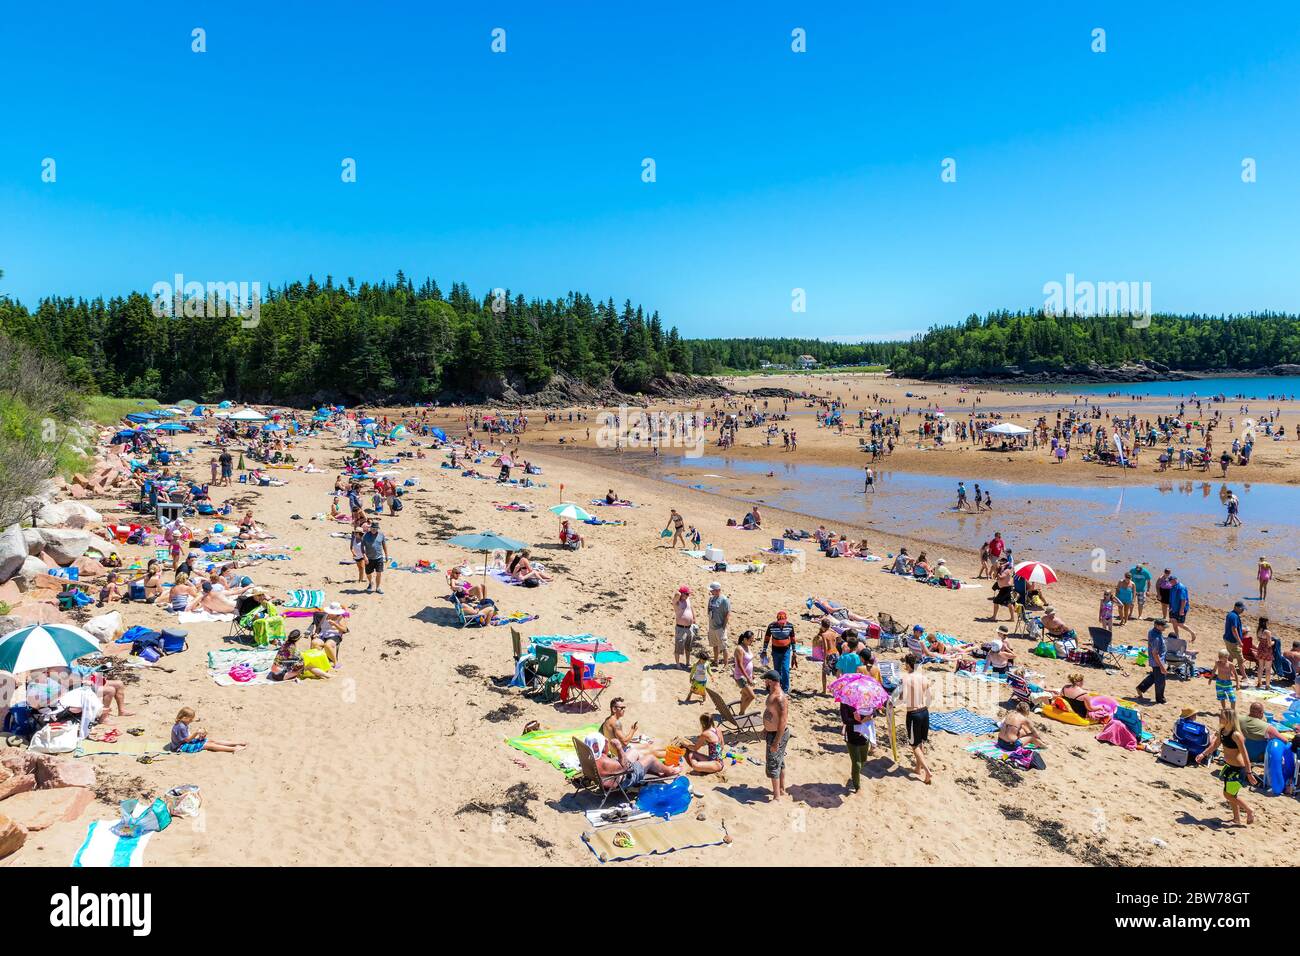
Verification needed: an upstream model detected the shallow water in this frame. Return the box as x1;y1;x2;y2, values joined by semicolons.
1056;375;1300;402
637;451;1299;624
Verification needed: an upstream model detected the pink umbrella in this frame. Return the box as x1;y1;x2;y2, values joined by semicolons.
1013;560;1058;585
829;673;890;713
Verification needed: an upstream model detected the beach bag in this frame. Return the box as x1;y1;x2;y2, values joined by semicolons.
1032;640;1057;659
138;645;162;663
1113;705;1142;739
115;797;172;838
1008;747;1045;770
2;703;36;738
391;497;403;512
1158;741;1190;767
29;721;79;755
165;785;202;818
161;628;188;654
522;577;540;588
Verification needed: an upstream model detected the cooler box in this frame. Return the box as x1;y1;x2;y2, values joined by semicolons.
704;545;724;563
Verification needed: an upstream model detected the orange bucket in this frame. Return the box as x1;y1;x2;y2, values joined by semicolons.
664;746;686;767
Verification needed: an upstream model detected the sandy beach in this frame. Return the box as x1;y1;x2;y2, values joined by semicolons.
5;377;1299;868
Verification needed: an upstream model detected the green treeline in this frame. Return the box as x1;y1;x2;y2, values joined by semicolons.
888;311;1300;378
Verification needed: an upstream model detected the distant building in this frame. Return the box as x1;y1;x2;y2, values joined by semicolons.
797;354;817;369
759;361;774;369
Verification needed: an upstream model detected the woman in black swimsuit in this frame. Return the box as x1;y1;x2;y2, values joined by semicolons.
1060;674;1091;720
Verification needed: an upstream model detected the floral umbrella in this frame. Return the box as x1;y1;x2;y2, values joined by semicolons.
828;673;890;714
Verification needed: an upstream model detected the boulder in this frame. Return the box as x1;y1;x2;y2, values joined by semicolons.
2;603;71;626
73;556;108;578
0;525;26;582
16;555;52;587
83;610;122;644
23;528;101;565
0;746;34;775
0;787;93;830
32;754;97;790
0;765;37;801
37;500;103;530
0;813;26;860
0;579;22;606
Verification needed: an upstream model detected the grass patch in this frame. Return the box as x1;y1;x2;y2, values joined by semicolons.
82;395;156;426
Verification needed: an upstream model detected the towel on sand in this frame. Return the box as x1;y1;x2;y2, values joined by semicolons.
283;588;325;609
582;818;728;863
530;635;629;664
930;708;999;736
207;648;279;686
506;724;600;776
73;821;153;867
178;609;235;624
76;738;168;757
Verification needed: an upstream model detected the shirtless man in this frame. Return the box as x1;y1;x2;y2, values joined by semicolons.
762;670;790;801
593;743;679;792
599;698;639;756
989;561;1015;622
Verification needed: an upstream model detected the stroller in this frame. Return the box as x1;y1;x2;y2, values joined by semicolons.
1164;637;1198;681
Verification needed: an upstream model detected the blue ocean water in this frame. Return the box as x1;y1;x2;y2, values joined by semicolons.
1062;376;1300;401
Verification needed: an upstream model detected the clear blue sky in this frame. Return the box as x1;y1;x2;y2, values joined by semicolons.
2;1;1299;339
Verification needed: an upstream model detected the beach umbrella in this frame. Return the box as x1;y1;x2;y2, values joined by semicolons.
446;530;529;597
156;422;188;432
0;623;100;674
550;503;592;522
347;439;376;449
430;427;448;442
1013;560;1058;585
262;423;284;432
230;407;267;422
828;673;890;714
389;425;407;440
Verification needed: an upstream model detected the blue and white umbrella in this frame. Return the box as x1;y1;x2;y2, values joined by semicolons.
348;439;376;449
262;423;284;432
0;624;99;673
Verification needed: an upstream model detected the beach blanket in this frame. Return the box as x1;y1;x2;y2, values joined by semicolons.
956;667;1045;693
283;588;325;610
930;708;999;736
75;738;168;757
178;609;235;624
680;550;707;559
590;500;635;507
699;562;765;574
72;821;153;867
492;612;539;627
506;724;600;777
530;635;630;664
966;740;1038;762
207;648;278;686
582;819;728;863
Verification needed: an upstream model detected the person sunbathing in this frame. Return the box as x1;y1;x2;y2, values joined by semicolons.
682;714;726;775
1060;674;1093;720
997;702;1046;751
985;639;1015;674
157;572;198;611
192;581;238;615
559;519;585;549
1040;606;1076;640
810;599;870;624
447;566;487;602
592;740;679;790
511;550;552;584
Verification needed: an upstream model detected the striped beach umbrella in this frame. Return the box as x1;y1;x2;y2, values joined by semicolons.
1013;560;1058;585
0;623;99;674
549;503;592;522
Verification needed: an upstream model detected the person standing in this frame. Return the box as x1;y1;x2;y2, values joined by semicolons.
732;631;756;714
1130;561;1152;619
1194;709;1257;826
762;610;797;693
1167;575;1196;643
706;582;730;666
1255;617;1274;690
841;695;871;795
899;654;932;785
864;465;875;493
1155;568;1174;620
1135;618;1169;705
762;670;790;801
1257;556;1273;602
1223;601;1246;689
218;449;234;487
360;519;388;594
671;586;695;668
664;508;686;549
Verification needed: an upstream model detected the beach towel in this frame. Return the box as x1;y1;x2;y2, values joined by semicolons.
529;635;629;664
72;820;153;867
505;724;600;776
76;738;168;757
590;500;635;507
1095;719;1138;750
966;740;1037;761
582;818;728;863
700;562;765;574
283;588;325;610
206;648;279;686
178;610;236;624
492;612;539;627
929;708;999;736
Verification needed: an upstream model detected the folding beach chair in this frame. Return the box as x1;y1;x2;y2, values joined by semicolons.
510;627;524;661
1006;672;1036;709
571;738;673;808
1244;737;1268;766
563;656;610;712
227;594;261;644
770;538;786;553
876;611;904;651
1091;630;1128;674
705;688;763;738
1164;637;1197;681
451;593;493;628
876;660;901;692
525;645;565;702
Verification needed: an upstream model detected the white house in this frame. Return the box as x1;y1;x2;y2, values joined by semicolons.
797;354;817;369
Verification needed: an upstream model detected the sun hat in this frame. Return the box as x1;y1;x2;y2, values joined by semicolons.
325;602;345;615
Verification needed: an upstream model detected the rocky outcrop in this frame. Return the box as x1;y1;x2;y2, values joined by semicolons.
0;525;25;582
480;371;731;409
917;360;1198;384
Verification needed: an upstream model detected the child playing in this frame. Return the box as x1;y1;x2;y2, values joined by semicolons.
97;572;123;607
685;650;711;704
1212;651;1237;707
169;706;247;754
1098;590;1116;634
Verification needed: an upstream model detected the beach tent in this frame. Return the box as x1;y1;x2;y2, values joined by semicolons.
347;440;376;449
176;399;198;408
389;425;407;440
430;427;448;442
218;400;233;408
230;407;267;422
110;429;141;444
985;422;1029;436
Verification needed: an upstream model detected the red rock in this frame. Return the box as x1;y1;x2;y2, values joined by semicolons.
0;765;36;801
0;813;26;859
0;787;93;830
32;754;96;790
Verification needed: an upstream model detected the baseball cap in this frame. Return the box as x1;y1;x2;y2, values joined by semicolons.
709;582;722;591
776;610;788;621
762;669;781;682
678;586;691;595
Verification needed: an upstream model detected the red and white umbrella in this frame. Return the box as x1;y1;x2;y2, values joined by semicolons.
1013;561;1057;585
